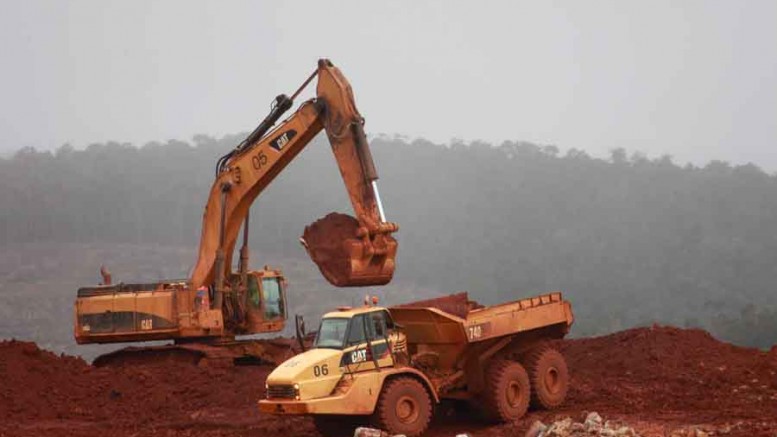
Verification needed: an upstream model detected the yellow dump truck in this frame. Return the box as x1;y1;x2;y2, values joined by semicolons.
258;292;574;436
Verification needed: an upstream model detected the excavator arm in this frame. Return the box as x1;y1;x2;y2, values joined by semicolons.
190;59;398;296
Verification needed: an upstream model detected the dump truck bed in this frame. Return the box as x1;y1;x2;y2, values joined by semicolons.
390;292;572;344
464;292;573;342
388;292;572;370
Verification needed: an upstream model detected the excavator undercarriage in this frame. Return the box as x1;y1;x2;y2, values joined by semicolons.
91;337;302;368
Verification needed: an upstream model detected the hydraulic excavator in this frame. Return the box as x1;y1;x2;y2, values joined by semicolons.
74;59;399;366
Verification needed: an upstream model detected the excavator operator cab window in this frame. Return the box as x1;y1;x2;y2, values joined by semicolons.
247;275;261;307
261;277;285;320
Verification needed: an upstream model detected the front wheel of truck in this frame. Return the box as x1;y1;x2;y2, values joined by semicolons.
373;377;432;437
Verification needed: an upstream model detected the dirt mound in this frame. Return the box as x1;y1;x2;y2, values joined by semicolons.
558;325;777;422
0;340;92;422
0;340;276;429
426;327;777;437
2;326;776;436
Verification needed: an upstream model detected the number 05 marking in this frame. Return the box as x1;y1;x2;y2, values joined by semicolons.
252;152;268;170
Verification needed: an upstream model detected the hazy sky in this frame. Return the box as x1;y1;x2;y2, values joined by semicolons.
2;1;776;169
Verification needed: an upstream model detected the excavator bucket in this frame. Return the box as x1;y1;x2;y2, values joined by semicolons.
302;212;397;287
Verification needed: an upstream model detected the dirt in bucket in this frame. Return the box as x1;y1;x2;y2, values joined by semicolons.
301;212;361;287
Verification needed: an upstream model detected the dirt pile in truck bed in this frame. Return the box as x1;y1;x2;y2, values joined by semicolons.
393;292;484;318
1;326;776;436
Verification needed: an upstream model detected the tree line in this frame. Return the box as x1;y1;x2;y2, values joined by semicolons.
2;135;776;348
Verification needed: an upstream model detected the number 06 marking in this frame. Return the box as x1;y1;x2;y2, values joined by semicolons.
313;364;329;377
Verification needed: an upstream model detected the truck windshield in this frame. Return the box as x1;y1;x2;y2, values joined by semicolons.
315;318;349;349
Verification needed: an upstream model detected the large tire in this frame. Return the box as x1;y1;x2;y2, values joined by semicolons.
480;359;531;423
523;346;569;409
312;415;360;437
373;377;432;437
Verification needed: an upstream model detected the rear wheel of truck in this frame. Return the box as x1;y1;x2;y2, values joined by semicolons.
373;377;432;437
481;359;531;422
523;346;568;409
312;414;360;437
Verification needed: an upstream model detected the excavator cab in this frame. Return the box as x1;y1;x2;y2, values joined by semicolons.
236;267;288;334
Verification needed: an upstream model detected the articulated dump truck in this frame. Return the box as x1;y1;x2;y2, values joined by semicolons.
259;292;574;437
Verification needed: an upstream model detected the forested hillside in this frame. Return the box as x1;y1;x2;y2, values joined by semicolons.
2;135;776;348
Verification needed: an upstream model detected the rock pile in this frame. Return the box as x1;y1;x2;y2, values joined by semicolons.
526;412;639;437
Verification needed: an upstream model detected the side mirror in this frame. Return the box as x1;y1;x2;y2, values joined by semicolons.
295;314;307;352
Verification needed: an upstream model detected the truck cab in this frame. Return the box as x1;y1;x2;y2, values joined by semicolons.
260;304;434;436
262;306;407;403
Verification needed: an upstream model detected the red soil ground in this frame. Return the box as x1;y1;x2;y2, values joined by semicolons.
1;326;776;437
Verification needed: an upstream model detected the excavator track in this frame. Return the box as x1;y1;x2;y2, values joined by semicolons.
93;338;300;368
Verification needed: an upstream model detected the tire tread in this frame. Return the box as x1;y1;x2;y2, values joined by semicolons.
523;345;569;409
373;376;432;437
480;359;530;422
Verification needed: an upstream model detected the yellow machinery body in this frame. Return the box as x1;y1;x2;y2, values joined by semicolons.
72;59;399;364
75;267;287;344
259;292;574;436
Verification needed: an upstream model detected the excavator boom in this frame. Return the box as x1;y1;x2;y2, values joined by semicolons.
190;59;398;292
